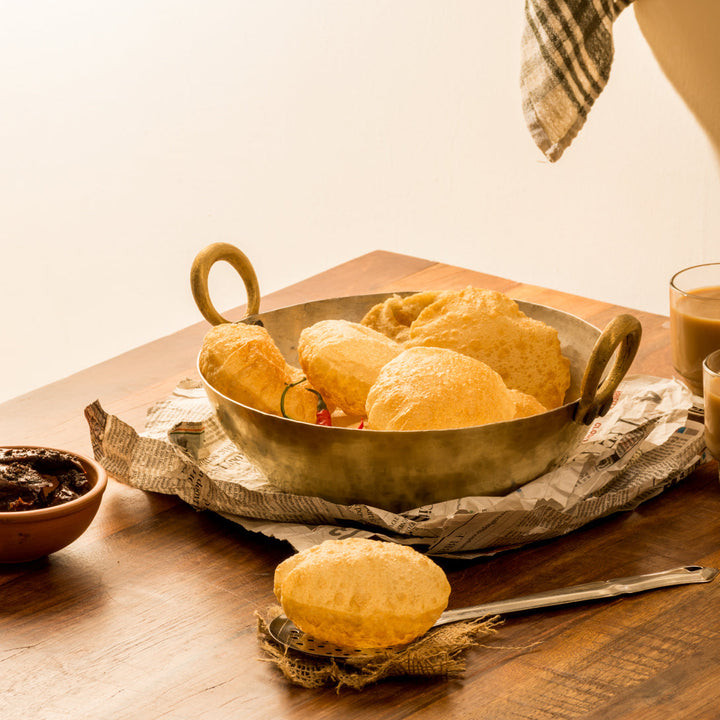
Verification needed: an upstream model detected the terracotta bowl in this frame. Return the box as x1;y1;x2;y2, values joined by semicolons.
0;446;107;563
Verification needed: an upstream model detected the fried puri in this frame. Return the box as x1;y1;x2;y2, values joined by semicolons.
405;288;571;409
510;389;548;419
366;346;523;431
361;291;441;343
274;538;451;648
297;320;402;417
199;323;317;423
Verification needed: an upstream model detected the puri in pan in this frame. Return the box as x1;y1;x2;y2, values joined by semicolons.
363;287;571;409
199;323;318;423
297;319;402;417
365;346;546;431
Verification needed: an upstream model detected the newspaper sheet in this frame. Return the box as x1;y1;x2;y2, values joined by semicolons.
85;375;706;559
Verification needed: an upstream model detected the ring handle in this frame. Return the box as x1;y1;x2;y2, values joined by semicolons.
190;243;261;326
574;314;642;425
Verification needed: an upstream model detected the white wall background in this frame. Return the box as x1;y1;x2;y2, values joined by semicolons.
2;0;719;404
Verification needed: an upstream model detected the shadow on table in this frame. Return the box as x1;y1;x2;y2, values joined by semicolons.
0;554;106;616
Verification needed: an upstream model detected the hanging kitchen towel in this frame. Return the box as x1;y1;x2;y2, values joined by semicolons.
521;0;634;162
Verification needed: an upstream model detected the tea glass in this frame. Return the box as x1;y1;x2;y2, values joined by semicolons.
670;263;720;398
703;349;720;461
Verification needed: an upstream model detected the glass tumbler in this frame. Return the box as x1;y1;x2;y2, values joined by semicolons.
703;349;720;460
670;263;720;397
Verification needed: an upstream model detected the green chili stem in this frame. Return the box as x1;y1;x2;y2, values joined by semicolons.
304;387;328;412
280;378;308;419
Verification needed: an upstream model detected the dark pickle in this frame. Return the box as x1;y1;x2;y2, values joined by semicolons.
0;448;91;512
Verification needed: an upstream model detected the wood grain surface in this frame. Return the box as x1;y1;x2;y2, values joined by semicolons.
2;251;719;720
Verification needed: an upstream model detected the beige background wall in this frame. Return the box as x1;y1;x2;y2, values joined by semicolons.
2;0;719;404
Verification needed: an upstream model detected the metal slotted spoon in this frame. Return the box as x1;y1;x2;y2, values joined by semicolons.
267;565;718;660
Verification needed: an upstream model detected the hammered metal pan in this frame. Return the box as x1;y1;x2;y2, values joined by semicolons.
191;243;642;512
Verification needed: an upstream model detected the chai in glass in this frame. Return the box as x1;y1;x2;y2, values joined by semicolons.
703;349;720;460
670;264;720;397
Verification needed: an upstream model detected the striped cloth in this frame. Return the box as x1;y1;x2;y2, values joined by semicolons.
521;0;634;162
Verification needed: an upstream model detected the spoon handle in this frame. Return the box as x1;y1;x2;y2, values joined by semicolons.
437;565;718;626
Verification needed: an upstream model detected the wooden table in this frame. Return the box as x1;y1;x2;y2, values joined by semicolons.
2;251;719;719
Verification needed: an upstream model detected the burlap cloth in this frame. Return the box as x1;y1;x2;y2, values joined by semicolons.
257;606;503;690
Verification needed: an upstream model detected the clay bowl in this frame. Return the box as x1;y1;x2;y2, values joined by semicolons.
0;446;107;563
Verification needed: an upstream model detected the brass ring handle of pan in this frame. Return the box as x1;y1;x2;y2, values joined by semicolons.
190;242;261;326
574;313;643;426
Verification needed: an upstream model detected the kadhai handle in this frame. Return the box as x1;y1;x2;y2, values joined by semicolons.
574;313;642;425
190;243;261;326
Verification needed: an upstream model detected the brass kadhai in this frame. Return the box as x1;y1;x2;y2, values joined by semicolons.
191;243;641;512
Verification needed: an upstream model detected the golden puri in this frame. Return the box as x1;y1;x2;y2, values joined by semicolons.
274;538;451;648
365;346;545;431
360;291;441;343
297;319;402;417
364;288;571;409
199;323;318;423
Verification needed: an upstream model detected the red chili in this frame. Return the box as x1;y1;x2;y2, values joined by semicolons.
316;408;332;426
282;378;333;426
310;389;332;426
